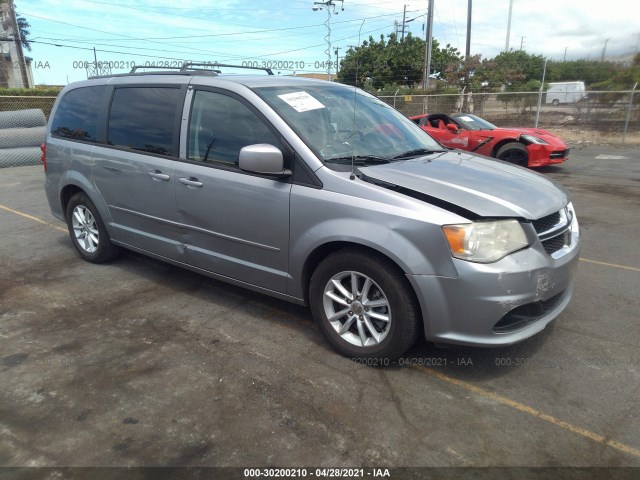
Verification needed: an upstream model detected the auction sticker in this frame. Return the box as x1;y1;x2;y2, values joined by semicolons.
278;91;325;112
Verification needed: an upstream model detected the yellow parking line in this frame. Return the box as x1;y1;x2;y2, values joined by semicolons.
414;365;640;459
0;204;67;233
580;258;640;273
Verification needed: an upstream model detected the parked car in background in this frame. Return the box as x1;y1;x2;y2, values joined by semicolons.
409;113;570;167
545;81;587;105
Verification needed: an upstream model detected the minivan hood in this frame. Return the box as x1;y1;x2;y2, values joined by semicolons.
360;151;569;220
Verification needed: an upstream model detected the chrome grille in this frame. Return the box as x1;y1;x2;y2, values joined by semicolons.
542;232;568;255
532;211;561;234
532;207;573;257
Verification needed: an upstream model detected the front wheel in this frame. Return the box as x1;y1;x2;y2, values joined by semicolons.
496;142;529;167
66;192;120;263
309;248;420;361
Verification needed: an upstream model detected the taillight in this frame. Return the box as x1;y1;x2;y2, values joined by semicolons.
40;143;46;171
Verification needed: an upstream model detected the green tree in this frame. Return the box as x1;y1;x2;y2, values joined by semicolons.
483;51;545;89
547;60;617;85
337;32;462;90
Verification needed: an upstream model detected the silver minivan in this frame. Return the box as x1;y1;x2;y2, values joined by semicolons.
43;66;581;360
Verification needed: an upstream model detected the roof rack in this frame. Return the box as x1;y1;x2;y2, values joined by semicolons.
128;65;220;74
180;62;274;75
128;63;273;75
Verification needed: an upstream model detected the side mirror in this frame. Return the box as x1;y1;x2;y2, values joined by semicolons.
446;123;458;132
238;144;291;176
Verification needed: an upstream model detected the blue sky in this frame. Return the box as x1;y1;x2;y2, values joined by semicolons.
18;0;639;86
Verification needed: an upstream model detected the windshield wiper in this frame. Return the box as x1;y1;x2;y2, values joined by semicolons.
325;155;391;165
392;148;447;159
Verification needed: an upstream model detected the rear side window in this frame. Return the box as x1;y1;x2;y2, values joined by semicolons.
108;87;182;156
51;85;106;142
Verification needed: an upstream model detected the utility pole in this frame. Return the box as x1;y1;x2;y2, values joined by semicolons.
563;47;567;62
505;0;514;52
334;47;341;76
401;13;424;42
520;36;525;51
312;0;344;81
633;33;640;57
534;58;548;128
423;0;434;90
401;4;407;41
601;38;609;62
6;2;29;88
465;0;472;59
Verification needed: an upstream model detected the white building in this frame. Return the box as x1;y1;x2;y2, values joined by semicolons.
0;2;34;88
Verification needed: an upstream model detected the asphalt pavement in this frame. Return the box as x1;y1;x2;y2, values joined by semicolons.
0;145;638;469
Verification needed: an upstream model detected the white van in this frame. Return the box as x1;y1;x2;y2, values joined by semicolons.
545;81;587;105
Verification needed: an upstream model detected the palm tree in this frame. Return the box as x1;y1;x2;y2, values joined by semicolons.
15;4;32;52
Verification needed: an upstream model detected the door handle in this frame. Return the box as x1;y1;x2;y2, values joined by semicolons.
148;170;170;181
178;177;203;188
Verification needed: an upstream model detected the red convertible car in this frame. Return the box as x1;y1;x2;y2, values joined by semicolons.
409;113;569;167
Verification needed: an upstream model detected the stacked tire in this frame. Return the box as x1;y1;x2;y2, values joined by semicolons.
0;109;46;168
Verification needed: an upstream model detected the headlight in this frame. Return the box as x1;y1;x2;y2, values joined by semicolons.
520;134;548;145
442;220;529;263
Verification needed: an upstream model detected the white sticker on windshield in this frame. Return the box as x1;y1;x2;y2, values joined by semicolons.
458;115;474;122
278;91;325;112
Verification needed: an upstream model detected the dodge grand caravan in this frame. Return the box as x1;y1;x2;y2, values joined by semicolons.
43;65;581;360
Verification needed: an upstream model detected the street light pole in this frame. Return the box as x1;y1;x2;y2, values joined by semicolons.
505;0;514;52
312;0;344;81
466;0;472;59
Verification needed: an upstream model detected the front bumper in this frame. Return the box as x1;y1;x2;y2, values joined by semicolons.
527;145;570;167
408;228;581;347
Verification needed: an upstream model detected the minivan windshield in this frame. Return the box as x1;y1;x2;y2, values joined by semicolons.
253;84;444;166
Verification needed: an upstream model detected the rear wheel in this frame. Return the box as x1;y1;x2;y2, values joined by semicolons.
66;192;120;263
496;142;529;167
309;248;419;361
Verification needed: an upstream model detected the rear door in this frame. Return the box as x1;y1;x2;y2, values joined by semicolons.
174;88;292;293
93;84;186;260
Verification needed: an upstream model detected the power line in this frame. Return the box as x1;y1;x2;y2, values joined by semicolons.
20;9;405;42
82;0;314;12
29;22;394;67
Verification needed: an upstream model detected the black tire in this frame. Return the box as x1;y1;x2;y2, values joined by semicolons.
496;142;529;167
551;98;560;106
309;248;420;361
66;192;120;263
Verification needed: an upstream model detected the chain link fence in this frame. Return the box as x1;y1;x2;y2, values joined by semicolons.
0;96;57;120
380;90;640;145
